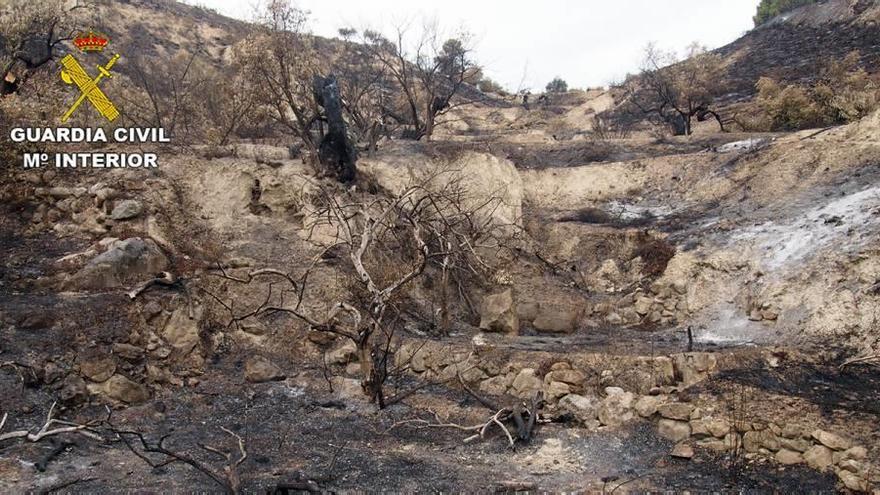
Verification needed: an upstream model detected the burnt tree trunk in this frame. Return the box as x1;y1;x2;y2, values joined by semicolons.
312;75;357;183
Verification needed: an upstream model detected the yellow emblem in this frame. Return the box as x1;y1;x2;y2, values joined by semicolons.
60;53;121;123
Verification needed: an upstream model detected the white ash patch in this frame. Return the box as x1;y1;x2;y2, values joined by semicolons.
731;185;880;271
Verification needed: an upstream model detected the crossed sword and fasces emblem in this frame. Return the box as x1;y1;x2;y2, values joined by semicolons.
59;53;120;123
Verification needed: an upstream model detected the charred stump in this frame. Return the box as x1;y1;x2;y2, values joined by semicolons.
312;75;357;183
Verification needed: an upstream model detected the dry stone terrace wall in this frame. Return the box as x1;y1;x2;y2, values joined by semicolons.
392;341;876;491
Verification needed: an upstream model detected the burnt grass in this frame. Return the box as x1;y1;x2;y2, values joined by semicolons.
711;361;880;418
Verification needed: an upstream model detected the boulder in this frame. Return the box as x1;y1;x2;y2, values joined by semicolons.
102;374;149;404
532;307;578;334
775;449;804;465
704;418;731;438
670;442;694;459
779;436;812;453
479;289;519;334
479;375;513;396
162;305;203;357
330;376;366;402
652;357;676;385
326;340;357;365
838;459;863;473
544;381;571;402
113;343;145;362
780;423;805;439
546;369;585;386
672;352;717;386
634;296;653;316
658;402;694;421
245;356;285;383
597;388;635;427
511;368;542;399
743;429;780;453
837;471;868;492
634;395;665;417
558;394;600;423
71;238;168;289
811;429;852;451
110;200;143;220
658;419;691;442
517;301;540;322
836;446;868;463
79;356;116;383
803;445;834;472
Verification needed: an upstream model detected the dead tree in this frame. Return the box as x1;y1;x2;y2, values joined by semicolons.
312;75;357;183
0;0;81;95
362;22;479;141
208;171;516;406
333;28;395;156
620;43;727;136
241;0;322;164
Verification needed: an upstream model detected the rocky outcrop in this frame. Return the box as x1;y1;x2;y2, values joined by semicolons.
245;356;285;383
69;237;168;289
479;289;519;334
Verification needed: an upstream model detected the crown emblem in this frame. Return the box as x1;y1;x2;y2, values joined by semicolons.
73;31;109;52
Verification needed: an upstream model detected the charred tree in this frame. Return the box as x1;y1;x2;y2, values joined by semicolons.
313;75;357;183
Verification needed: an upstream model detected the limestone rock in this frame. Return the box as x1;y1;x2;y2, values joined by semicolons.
544;381;571;402
558;394;600;423
775;449;803;465
532;307;578;334
113;343;145;362
690;419;710;438
479;375;513;396
652;357;675;385
838;459;864;473
837;446;868;462
837;471;868;492
326;340;357;365
511;368;542;399
517;301;540;322
479;289;519;334
704;418;731;438
658;419;691;442
672;352;717;386
162;305;203;357
110;200;143;220
546;369;585;386
781;423;805;439
658;402;694;421
743;430;780;453
634;395;665;418
71;238;169;289
80;356;116;383
803;445;834;472
245;356;285;383
102;374;149;404
811;429;852;451
634;296;653;315
598;388;635;427
779;436;812;452
670;442;694;459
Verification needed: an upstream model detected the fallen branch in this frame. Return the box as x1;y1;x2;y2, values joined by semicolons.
840;353;880;369
127;271;178;299
0;402;103;443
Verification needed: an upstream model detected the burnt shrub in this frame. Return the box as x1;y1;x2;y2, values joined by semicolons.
633;236;676;277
